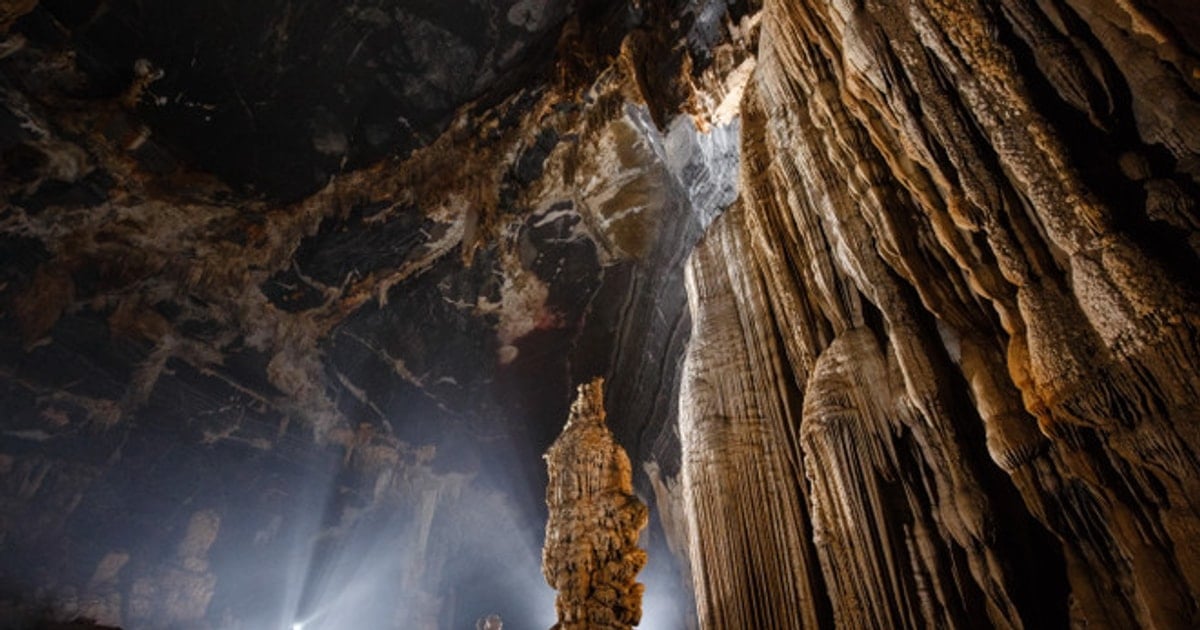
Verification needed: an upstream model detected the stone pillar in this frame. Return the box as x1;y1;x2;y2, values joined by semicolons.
542;378;648;629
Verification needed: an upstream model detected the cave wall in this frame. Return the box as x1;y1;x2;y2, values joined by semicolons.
674;0;1200;628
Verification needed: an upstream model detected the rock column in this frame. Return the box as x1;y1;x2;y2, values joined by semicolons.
542;378;648;629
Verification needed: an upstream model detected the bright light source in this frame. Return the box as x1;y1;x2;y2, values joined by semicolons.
292;624;303;630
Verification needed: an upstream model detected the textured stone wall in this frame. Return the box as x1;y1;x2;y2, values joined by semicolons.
543;378;648;630
680;203;828;628
677;0;1200;628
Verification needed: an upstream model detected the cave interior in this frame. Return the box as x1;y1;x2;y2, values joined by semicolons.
1;0;1199;628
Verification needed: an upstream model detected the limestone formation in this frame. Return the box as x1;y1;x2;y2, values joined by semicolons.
1;0;1198;627
543;378;648;629
675;0;1200;628
0;0;36;32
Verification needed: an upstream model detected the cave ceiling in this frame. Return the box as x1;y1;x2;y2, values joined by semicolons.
0;0;743;463
0;0;746;627
24;0;578;198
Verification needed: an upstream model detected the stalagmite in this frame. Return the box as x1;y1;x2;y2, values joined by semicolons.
542;378;648;630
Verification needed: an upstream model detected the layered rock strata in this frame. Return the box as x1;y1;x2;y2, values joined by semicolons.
543;378;648;629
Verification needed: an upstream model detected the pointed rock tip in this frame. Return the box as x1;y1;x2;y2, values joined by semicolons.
569;376;606;425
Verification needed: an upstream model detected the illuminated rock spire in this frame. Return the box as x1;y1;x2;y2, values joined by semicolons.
542;377;648;629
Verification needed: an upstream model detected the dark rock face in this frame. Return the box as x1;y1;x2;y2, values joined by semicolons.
1;0;1198;629
26;0;580;200
0;1;741;627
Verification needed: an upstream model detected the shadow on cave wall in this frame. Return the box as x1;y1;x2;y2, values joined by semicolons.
0;593;120;629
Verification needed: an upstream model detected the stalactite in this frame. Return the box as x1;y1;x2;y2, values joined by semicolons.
680;205;829;629
678;0;1200;627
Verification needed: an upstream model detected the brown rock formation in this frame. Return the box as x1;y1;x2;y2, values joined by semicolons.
543;378;649;629
674;0;1200;628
